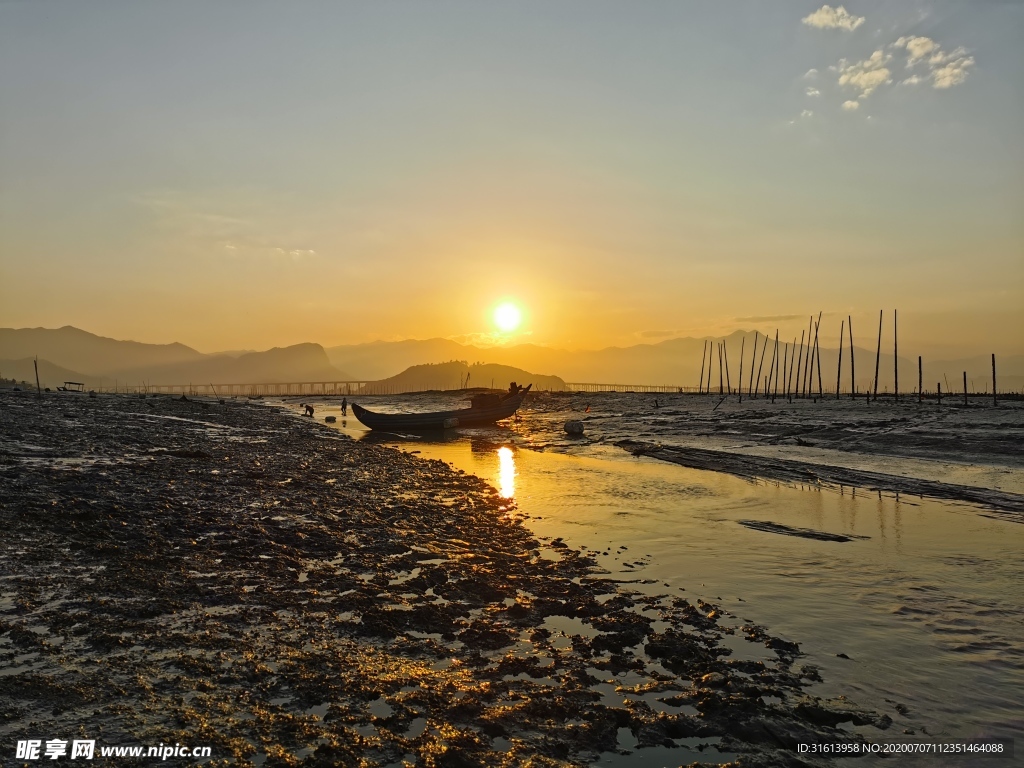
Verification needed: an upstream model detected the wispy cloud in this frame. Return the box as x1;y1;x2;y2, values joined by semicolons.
804;68;819;80
805;87;821;97
841;100;860;110
837;50;893;99
802;5;865;31
736;314;804;322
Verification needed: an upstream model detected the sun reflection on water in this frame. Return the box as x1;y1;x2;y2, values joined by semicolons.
497;446;516;498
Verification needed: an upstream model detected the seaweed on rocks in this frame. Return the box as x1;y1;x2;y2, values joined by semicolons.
0;392;888;766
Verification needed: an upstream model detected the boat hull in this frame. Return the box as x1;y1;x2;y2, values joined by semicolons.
351;385;531;431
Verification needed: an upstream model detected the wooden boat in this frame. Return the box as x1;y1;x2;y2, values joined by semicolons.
352;385;532;431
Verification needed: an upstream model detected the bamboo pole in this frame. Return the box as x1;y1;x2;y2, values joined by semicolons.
894;309;899;402
771;333;780;403
848;315;856;399
918;356;922;404
699;340;707;395
706;342;714;394
836;319;844;399
814;313;823;398
723;340;732;394
937;382;942;405
755;331;768;398
794;330;806;400
747;332;758;397
781;342;789;402
738;337;745;403
803;315;815;396
786;342;794;405
873;309;882;401
33;356;41;397
963;371;968;407
718;343;724;396
992;354;997;406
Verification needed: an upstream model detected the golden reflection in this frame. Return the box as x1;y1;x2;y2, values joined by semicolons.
497;446;516;499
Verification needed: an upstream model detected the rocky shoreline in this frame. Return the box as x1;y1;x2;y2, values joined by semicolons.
1;393;891;767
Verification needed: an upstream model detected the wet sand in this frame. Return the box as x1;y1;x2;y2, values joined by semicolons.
1;392;895;767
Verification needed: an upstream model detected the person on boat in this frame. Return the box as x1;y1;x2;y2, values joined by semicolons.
341;397;348;416
508;381;521;396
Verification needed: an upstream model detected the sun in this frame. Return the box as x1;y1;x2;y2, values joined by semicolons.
493;302;522;333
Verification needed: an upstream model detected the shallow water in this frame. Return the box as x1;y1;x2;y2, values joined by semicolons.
293;395;1024;762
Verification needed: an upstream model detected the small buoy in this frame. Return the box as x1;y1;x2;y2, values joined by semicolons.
564;420;584;435
325;415;336;423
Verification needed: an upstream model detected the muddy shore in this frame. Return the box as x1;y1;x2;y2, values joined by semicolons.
1;393;892;767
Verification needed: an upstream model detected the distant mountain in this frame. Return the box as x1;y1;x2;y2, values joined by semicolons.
365;361;565;394
110;344;354;385
326;339;475;381
0;326;203;375
0;357;97;390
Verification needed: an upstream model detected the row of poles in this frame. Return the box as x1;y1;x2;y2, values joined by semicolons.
697;310;1000;406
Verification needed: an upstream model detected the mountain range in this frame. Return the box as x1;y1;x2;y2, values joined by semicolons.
2;326;1021;393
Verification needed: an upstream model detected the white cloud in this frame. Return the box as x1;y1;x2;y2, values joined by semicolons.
804;68;819;80
894;35;938;65
805;87;821;97
842;100;860;111
893;37;974;89
801;109;815;118
837;50;892;99
802;5;865;31
932;56;974;88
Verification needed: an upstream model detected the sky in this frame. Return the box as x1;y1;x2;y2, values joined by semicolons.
1;1;1021;357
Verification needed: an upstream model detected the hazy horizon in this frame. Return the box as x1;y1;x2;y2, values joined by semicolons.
2;2;1021;357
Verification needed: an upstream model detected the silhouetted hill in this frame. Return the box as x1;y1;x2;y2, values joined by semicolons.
0;326;202;375
364;362;565;394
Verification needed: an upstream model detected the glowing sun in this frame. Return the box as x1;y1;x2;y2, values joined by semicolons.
493;302;522;333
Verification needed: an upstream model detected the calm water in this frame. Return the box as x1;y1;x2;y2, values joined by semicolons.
290;395;1023;763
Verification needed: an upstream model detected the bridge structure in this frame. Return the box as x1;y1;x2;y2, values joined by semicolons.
95;381;705;397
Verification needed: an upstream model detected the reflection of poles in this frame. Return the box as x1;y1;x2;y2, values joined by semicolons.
873;309;883;401
699;340;707;395
836;319;845;399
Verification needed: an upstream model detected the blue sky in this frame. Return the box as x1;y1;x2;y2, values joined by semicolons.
1;2;1021;354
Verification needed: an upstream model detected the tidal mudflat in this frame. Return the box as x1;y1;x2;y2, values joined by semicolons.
320;391;1023;763
1;392;902;767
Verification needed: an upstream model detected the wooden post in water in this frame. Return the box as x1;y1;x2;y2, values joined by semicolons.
894;309;899;402
813;315;823;398
918;356;923;404
805;315;816;396
992;354;997;406
794;329;802;399
33;356;41;397
848;315;856;399
788;341;798;403
723;340;732;394
963;371;968;407
937;382;942;405
873;309;883;402
738;337;745;403
718;343;724;396
836;319;844;399
755;331;767;398
771;333;780;403
699;340;707;395
766;332;778;400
